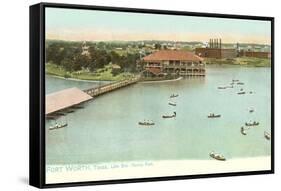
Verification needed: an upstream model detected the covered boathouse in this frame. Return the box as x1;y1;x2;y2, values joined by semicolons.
140;50;205;77
46;87;93;116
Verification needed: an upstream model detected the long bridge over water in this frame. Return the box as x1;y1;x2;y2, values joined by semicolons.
46;77;140;117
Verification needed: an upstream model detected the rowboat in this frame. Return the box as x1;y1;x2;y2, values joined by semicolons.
208;113;221;118
168;102;176;106
264;131;271;140
240;127;247;135
237;82;244;85
245;121;259;126
209;151;226;161
138;121;155;126
237;91;246;95
170;94;179;98
162;112;176;119
49;122;68;130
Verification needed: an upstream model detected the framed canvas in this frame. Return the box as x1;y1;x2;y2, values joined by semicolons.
29;2;274;188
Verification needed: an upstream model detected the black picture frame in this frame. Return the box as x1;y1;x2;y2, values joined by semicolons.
30;2;274;188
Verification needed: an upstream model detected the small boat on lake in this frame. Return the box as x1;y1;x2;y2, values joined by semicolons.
264;131;271;140
232;79;239;82
237;91;246;95
249;108;254;113
209;151;226;161
49;122;68;130
245;121;259;126
240;127;247;135
208;113;221;118
170;94;179;98
237;82;244;85
218;86;227;89
168;101;177;106
162;112;176;119
138;120;155;126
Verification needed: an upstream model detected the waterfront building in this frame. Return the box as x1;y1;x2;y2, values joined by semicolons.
141;50;205;77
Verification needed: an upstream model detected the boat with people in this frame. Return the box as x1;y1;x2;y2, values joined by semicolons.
245;121;259;126
162;112;176;119
207;113;221;118
209;151;226;161
49;122;68;130
237;82;244;85
168;101;177;106
264;131;271;140
240;127;247;135
237;91;246;95
138;120;155;126
170;94;179;98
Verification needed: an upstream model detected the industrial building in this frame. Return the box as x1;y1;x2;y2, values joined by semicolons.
238;51;271;59
195;38;237;59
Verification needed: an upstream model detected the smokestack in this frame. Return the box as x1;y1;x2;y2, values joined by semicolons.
215;39;217;48
219;39;222;49
216;39;218;48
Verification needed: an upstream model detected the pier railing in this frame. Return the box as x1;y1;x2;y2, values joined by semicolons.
83;77;140;97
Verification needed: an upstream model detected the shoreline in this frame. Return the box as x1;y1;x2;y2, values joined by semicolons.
139;77;183;83
47;74;114;83
46;156;271;184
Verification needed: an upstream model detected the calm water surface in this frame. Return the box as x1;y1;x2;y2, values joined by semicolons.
46;66;271;164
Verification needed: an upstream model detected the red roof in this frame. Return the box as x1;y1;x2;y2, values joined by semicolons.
143;50;203;62
145;68;162;75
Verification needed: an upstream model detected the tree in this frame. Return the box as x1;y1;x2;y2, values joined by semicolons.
154;43;161;50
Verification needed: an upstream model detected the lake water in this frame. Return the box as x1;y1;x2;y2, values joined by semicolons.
45;66;271;165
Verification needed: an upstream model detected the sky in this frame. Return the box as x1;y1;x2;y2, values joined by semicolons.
46;7;271;44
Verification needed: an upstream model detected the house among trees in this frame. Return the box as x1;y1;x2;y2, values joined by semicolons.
81;41;90;56
140;50;205;77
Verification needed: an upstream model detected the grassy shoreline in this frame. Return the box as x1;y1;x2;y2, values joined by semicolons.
204;57;271;67
46;63;135;81
46;57;270;82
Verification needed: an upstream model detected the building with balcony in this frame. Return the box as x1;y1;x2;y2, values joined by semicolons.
140;50;205;77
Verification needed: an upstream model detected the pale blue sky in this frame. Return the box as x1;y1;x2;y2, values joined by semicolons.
46;7;271;44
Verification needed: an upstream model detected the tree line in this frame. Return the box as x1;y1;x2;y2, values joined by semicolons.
46;41;139;73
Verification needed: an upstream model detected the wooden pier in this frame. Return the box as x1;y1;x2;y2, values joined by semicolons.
46;77;140;117
83;77;140;97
